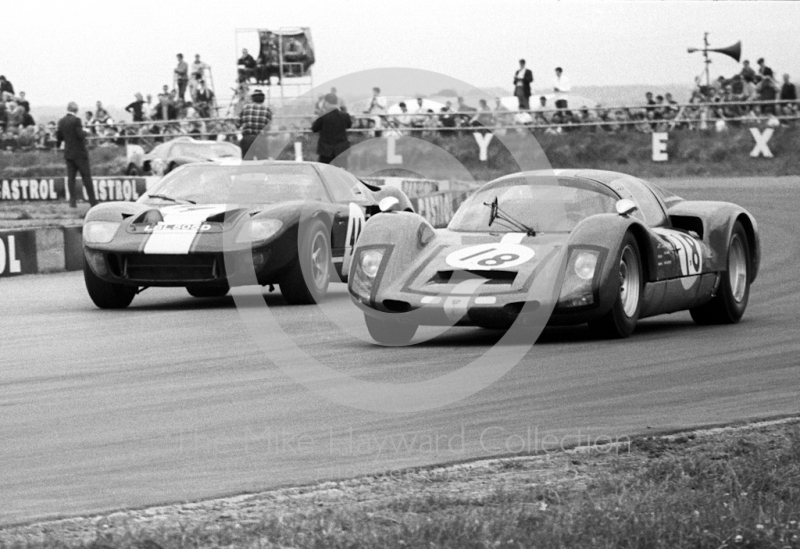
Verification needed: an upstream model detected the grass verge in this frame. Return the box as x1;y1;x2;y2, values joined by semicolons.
2;418;798;548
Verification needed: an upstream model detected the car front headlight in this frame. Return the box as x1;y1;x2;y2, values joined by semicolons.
235;219;283;243
574;252;597;280
83;221;120;244
361;250;384;278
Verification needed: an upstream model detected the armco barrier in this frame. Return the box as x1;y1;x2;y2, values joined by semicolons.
0;177;148;203
0;226;83;278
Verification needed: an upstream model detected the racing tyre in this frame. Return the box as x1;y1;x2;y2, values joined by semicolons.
690;221;750;325
588;233;643;339
186;284;229;298
83;258;137;309
279;219;331;305
365;314;418;345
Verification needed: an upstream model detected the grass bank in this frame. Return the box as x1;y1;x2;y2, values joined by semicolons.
2;418;798;548
3;126;799;181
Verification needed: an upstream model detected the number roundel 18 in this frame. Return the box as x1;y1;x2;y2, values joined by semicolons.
446;243;535;270
654;228;703;276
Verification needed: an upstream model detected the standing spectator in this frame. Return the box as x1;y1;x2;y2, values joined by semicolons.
455;96;477;129
0;101;7;131
174;53;189;101
513;59;533;110
469;99;494;129
0;75;14;98
84;111;96;135
237;48;256;82
311;93;351;164
364;86;387;137
194;80;216;118
757;58;774;80
17;91;30;113
238;88;272;159
190;54;209;95
780;74;797;114
7;102;23;128
56;102;98;208
553;67;570;109
126;93;145;122
757;77;778;115
152;94;178;121
740;60;756;82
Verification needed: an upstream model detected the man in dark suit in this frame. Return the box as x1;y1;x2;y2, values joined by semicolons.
56;102;97;208
513;59;534;110
311;93;352;164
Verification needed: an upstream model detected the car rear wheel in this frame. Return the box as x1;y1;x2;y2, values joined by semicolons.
690;221;750;325
365;314;418;345
186;284;229;298
84;258;137;309
588;233;643;339
279;219;331;305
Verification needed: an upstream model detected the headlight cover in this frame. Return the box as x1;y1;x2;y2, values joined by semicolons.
235;219;283;243
83;221;120;244
558;248;600;308
350;246;390;302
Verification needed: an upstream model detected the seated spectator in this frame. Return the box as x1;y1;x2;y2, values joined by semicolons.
95;101;110;124
469;99;494;129
6;101;23;128
532;95;551;125
364;87;387;137
0;75;14;97
16;91;30;113
190;54;209;95
237;48;256;82
455;96;477;126
20;107;34;128
0;100;7;131
422;109;439;137
439;102;457;135
411;97;427;130
644;92;656;119
393;102;412;135
493;97;513;127
664;93;680;117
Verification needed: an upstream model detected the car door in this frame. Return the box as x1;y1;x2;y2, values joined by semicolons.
317;165;371;279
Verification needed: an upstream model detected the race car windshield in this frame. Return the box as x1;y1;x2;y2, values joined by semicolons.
141;165;328;204
449;177;618;233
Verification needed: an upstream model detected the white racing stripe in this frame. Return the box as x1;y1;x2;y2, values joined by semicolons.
143;205;228;254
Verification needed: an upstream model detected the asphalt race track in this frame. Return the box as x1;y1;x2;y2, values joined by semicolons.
2;177;799;526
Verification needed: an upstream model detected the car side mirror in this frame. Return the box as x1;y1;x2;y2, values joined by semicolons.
615;199;638;217
379;196;400;212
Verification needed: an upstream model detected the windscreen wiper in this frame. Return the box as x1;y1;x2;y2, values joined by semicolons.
147;194;196;204
483;197;536;236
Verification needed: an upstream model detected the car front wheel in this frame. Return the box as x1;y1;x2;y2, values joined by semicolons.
84;258;137;309
279;219;331;305
588;233;643;339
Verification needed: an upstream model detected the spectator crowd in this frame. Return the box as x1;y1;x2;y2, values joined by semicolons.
2;52;798;153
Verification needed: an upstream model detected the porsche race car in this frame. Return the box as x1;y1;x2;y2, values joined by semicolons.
348;169;759;342
82;160;413;308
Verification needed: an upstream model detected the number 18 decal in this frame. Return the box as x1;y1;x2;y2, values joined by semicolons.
654;228;703;276
446;243;535;270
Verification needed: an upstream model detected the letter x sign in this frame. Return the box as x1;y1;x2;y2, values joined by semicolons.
750;128;774;158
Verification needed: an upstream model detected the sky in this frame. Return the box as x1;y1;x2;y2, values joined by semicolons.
2;0;799;111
